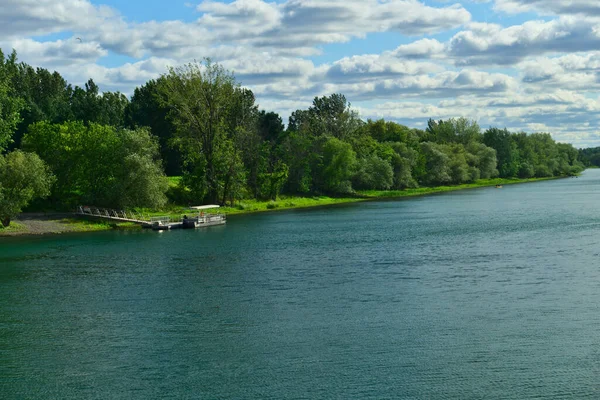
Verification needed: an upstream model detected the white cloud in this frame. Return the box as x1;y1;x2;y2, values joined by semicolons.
494;0;600;16
447;18;600;66
3;0;600;147
3;38;107;66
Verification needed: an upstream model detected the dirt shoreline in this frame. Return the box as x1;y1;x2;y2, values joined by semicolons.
0;213;119;237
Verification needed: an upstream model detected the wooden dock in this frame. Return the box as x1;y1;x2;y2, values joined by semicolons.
75;206;151;225
75;206;226;230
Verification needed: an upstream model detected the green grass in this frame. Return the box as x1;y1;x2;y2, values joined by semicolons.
218;195;362;215
58;218;141;232
152;176;564;218
358;177;557;198
0;221;27;234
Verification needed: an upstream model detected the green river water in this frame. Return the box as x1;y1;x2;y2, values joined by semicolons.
3;170;600;399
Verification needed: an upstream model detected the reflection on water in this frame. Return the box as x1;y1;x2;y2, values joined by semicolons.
3;171;600;398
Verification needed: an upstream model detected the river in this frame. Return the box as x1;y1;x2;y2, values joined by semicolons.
3;170;600;399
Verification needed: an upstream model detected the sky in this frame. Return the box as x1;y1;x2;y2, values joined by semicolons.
2;0;600;147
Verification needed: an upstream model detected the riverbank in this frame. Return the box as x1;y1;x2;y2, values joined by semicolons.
0;176;564;237
0;213;138;237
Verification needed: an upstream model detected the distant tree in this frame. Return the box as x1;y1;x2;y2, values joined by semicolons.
125;77;181;175
281;129;314;194
0;150;54;226
483;127;519;177
466;142;498;179
288;94;362;140
419;142;451;185
352;155;394;190
10;64;73;149
316;137;357;193
71;79;128;127
427;117;481;145
0;49;23;152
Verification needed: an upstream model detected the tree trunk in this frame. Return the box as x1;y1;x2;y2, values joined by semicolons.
1;217;11;227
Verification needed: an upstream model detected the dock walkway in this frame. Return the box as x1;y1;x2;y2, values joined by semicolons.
75;206;152;226
74;206;226;230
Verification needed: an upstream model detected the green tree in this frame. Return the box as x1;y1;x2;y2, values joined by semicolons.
10;65;73;149
483;127;519;177
158;59;256;204
125;77;181;175
427;117;481;145
23;121;168;209
288;94;362;140
316;137;357;193
0;50;23;152
352;155;394;190
0;150;54;226
419;142;451;185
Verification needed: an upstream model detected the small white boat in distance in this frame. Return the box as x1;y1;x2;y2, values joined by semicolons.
182;205;226;229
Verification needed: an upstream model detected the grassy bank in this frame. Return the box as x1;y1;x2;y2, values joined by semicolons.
140;176;560;218
358;177;556;198
0;215;141;237
1;176;563;237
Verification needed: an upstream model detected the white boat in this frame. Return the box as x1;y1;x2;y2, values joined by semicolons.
182;205;226;229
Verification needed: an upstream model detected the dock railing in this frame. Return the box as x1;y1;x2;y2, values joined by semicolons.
76;206;150;224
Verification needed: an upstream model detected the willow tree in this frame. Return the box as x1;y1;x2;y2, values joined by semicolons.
158;60;256;204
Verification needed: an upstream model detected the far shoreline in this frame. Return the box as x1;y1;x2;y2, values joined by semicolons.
0;175;573;238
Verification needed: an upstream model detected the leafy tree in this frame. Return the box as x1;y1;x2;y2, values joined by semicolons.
288;94;362;140
419;142;451;185
466;142;498;179
352;155;394;190
445;144;471;183
125;77;181;175
0;150;54;226
0;50;23;152
10;65;73;149
23;121;168;209
483;127;519;177
281;129;314;194
427;117;481;145
158;59;256;204
389;142;419;189
316;137;356;193
70;79;128;127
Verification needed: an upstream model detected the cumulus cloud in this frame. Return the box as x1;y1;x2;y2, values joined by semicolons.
3;38;107;66
0;0;117;38
3;0;600;147
494;0;600;16
447;18;600;66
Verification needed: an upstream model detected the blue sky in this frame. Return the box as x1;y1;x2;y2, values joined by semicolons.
2;0;600;147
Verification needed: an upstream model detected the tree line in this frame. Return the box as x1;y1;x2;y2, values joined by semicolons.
0;50;585;226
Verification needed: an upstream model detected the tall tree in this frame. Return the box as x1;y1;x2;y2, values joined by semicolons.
158;59;256;204
0;49;23;152
126;77;181;175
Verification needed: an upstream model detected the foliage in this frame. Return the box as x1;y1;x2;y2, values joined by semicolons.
353;155;394;190
0;150;54;226
126;77;181;175
22;121;168;209
158;59;256;205
2;50;586;212
0;50;24;152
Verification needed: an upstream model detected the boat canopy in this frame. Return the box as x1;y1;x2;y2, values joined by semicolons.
189;205;220;210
